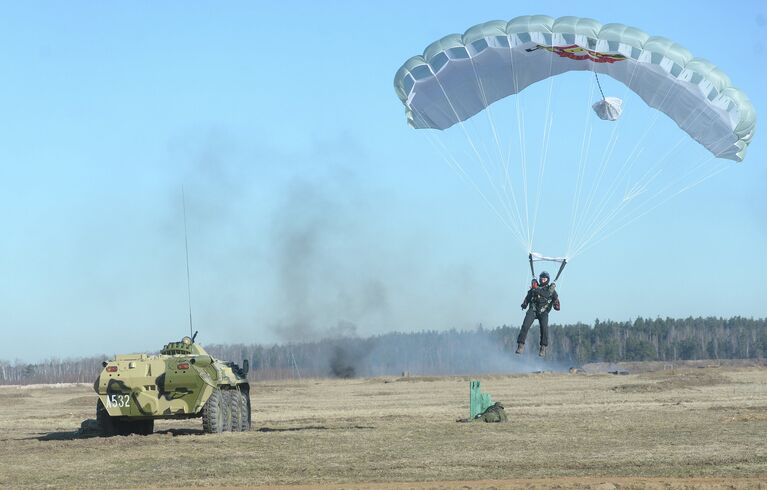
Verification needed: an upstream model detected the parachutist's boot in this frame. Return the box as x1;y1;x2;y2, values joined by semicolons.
515;343;524;355
539;345;546;357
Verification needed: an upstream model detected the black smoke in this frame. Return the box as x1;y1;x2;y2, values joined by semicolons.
329;346;356;378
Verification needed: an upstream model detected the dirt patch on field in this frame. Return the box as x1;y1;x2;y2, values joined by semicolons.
393;375;444;382
582;359;767;374
719;406;767;423
612;369;729;393
0;391;32;399
65;395;97;407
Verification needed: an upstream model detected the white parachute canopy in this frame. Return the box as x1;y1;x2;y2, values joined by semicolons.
394;16;755;162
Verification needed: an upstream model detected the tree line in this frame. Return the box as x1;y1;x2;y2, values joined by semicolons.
1;316;765;384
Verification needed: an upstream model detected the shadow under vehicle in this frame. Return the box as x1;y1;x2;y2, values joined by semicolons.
93;332;250;435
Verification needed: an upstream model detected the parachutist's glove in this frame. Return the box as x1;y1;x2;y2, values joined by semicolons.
521;302;527;310
553;299;561;311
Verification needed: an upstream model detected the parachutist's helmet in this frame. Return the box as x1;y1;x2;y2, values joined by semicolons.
539;271;550;284
531;279;539;289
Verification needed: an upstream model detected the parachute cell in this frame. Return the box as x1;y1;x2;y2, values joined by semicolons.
394;15;756;161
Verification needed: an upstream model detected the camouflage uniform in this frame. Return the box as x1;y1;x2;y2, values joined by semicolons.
518;284;559;347
475;402;507;423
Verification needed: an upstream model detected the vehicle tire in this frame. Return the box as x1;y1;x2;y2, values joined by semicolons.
238;388;251;431
202;388;225;433
96;399;117;436
221;389;235;432
228;388;243;432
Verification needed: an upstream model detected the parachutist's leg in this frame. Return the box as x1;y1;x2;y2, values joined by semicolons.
517;309;536;345
539;312;549;347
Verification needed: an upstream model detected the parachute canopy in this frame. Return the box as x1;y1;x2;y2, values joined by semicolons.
394;15;755;161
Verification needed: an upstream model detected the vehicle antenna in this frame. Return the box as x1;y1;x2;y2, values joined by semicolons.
182;186;194;338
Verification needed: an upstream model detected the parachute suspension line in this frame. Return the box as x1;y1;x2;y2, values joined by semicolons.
436;72;527;239
573;144;648;249
428;70;529;247
569;130;625;251
468;55;528;243
567;69;610;255
530;110;554;250
529;48;558;251
415;113;514;232
627;102;713;187
411;107;526;244
636;130;736;208
573;156;730;258
570;101;718;255
576;76;678;238
582;101;674;235
469;117;529;244
574;64;642;237
572;138;702;257
597;69;687;195
420;119;521;238
571;68;642;245
571;139;687;257
567;50;648;254
578;163;730;254
594;71;606;100
566;73;598;257
571;91;683;253
518;77;532;249
566;127;593;257
508;40;533;248
500;152;532;245
568;50;654;255
570;131;736;258
569;110;622;252
576;90;622;228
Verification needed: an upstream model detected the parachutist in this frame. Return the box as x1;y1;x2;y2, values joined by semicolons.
516;271;560;357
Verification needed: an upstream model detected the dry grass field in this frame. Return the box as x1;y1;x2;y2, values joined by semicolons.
1;366;766;489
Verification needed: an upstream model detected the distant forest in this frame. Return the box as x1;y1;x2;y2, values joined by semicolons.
2;316;766;384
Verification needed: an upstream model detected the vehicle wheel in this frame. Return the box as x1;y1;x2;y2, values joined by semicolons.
202;388;225;433
238;388;251;431
228;387;250;432
221;389;235;432
96;399;117;436
228;388;243;432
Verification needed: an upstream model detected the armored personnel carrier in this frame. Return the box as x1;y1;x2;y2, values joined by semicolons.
93;332;250;435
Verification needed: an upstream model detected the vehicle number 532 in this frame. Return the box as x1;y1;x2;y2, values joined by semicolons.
105;394;131;408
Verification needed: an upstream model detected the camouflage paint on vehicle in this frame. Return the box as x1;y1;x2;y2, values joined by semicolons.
93;333;251;435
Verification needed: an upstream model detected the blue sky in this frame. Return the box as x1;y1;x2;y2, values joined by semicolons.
0;1;764;361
